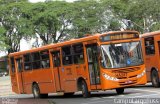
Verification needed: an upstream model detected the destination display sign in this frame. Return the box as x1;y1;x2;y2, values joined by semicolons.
100;33;139;42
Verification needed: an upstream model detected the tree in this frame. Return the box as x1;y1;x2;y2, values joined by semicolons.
69;0;107;38
0;27;8;51
106;0;160;33
0;0;32;53
27;1;73;44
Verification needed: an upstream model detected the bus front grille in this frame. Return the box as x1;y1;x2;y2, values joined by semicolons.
112;67;140;73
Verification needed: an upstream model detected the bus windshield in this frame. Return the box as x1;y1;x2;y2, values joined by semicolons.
101;41;143;68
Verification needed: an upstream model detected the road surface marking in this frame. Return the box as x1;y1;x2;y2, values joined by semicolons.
131;93;160;98
133;89;160;94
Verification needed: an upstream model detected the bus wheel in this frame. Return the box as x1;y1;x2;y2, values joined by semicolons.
81;81;90;98
32;83;41;98
116;88;124;94
151;70;160;87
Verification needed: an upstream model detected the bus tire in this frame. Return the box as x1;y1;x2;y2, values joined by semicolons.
81;81;90;98
116;88;124;94
151;70;160;87
32;83;41;98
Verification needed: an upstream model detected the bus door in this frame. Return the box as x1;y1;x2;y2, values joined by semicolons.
51;50;62;92
86;43;101;90
10;57;18;93
15;57;24;94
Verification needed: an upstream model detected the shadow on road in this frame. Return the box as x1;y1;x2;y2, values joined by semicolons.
128;83;153;88
12;91;137;99
45;91;137;99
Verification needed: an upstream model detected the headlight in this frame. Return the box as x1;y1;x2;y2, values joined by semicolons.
103;73;119;81
137;70;146;78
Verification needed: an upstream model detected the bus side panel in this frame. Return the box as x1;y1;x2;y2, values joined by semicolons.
10;73;19;93
23;69;55;94
23;71;33;94
62;65;77;92
64;81;77;92
142;36;160;82
36;69;55;93
155;36;160;79
9;58;19;94
141;38;150;82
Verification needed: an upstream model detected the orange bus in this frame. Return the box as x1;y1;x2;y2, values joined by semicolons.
141;31;160;87
9;30;146;98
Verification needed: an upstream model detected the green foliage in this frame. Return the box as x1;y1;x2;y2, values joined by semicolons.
0;0;33;53
0;0;160;53
70;0;106;38
108;0;160;33
29;1;73;44
0;27;9;51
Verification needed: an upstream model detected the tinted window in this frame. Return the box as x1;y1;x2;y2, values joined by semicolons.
16;59;23;72
73;43;84;64
52;51;61;67
40;50;50;68
10;57;15;73
62;46;72;65
24;54;32;70
32;52;40;60
32;52;41;69
144;37;155;55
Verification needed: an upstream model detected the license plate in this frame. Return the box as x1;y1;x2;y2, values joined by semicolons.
115;73;127;78
125;80;133;84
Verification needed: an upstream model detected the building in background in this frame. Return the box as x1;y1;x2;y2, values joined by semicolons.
0;56;8;76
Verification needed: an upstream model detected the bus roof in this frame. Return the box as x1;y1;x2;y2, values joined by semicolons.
9;33;101;57
141;31;160;38
9;30;139;57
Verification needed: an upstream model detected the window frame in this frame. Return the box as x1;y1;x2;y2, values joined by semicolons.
52;51;61;67
16;58;23;72
24;53;32;71
40;50;50;68
31;52;41;70
62;45;73;65
10;57;15;73
144;37;155;55
72;43;85;64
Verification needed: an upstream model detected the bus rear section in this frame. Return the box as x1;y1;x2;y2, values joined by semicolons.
141;31;160;87
9;50;55;98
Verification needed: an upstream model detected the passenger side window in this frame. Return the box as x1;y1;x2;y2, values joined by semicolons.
62;46;72;65
32;52;41;69
40;50;50;68
16;58;23;72
73;43;84;64
52;51;61;67
10;57;15;73
24;54;32;70
144;37;155;55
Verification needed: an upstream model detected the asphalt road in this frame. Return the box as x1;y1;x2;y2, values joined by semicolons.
0;76;160;104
